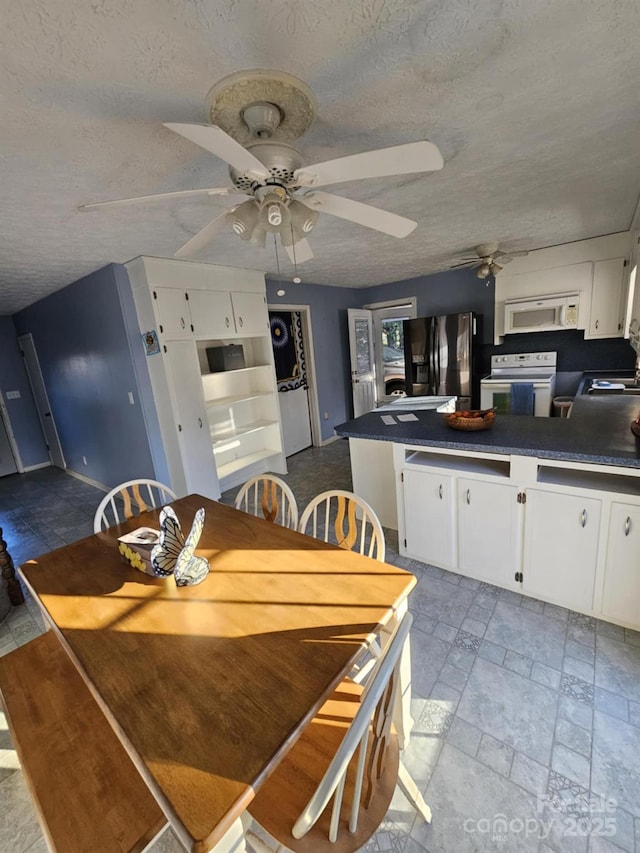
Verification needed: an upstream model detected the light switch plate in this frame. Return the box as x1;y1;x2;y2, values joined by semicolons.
5;390;20;399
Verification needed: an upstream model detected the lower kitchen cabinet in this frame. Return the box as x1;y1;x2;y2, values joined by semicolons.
601;503;640;626
522;489;601;612
402;469;455;569
458;478;520;586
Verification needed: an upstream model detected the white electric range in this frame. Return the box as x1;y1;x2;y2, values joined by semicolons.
480;351;557;417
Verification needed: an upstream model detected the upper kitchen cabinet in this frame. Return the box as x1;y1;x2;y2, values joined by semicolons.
494;232;632;343
152;286;267;342
125;256;285;499
585;257;628;339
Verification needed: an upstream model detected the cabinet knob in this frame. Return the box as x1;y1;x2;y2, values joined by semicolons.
595;320;599;330
438;484;443;500
625;516;631;536
225;317;230;327
466;488;471;505
180;317;186;329
239;316;244;327
198;418;203;429
580;509;588;527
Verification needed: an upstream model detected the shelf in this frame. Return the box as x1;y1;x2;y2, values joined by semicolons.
404;450;510;479
537;465;640;498
205;391;273;409
211;420;278;447
217;449;281;481
202;364;271;379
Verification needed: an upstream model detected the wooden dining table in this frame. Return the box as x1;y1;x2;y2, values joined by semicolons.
20;495;416;853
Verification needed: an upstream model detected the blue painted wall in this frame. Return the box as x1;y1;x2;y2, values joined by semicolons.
13;264;157;489
267;277;362;441
0;316;48;468
267;268;489;435
268;266;637;428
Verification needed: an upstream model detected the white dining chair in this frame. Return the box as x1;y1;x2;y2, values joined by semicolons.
235;475;299;530
298;489;386;561
93;479;177;532
247;612;431;852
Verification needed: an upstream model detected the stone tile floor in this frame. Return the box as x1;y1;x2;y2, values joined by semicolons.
1;442;639;852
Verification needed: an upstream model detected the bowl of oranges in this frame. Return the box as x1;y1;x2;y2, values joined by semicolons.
444;408;496;431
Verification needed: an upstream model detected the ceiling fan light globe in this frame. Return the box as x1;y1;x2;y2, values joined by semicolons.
490;262;503;275
476;263;491;279
267;203;283;226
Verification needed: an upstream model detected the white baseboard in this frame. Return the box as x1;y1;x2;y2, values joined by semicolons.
22;462;52;472
321;434;342;446
65;469;109;493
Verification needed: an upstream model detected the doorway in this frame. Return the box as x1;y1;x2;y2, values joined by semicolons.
354;298;417;406
0;391;20;477
17;333;66;469
268;306;321;457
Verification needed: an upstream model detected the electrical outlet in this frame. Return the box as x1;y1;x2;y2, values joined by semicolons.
5;390;20;400
323;412;329;420
82;456;87;465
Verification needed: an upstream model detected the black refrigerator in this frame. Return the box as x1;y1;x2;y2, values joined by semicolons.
403;312;479;409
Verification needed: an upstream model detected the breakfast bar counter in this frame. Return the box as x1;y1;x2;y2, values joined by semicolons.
335;394;640;469
335;394;640;631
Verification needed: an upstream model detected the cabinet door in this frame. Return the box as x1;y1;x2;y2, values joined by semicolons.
602;503;640;629
153;288;192;340
188;290;235;339
163;341;220;500
587;258;627;338
458;479;520;586
523;489;601;611
231;291;268;337
402;469;455;568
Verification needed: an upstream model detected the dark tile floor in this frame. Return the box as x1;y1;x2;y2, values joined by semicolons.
1;442;639;852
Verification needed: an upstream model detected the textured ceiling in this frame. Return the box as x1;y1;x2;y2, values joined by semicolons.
2;0;640;314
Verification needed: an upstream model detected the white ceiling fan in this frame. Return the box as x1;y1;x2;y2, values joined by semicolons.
79;70;444;265
449;243;529;279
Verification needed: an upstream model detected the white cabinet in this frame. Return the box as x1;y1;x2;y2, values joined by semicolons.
154;288;193;340
163;341;219;499
458;478;520;586
153;287;267;342
230;291;268;336
188;290;234;339
402;469;456;569
522;489;601;612
586;257;628;339
601;503;640;626
127;256;286;500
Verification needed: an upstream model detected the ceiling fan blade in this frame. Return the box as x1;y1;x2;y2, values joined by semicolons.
174;210;230;259
79;187;244;211
302;191;416;238
284;238;314;264
294;140;444;188
164;122;271;180
449;260;479;269
497;250;529;259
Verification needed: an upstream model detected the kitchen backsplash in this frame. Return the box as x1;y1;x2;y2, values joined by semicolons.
481;329;636;374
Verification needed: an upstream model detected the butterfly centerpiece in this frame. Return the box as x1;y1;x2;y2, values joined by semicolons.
151;506;210;586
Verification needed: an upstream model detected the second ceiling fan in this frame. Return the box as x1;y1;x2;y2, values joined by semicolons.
449;243;529;279
80;70;445;264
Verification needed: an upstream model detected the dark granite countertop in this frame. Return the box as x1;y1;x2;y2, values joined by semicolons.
335;395;640;469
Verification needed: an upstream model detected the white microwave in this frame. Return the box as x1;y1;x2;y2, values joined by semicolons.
504;292;580;334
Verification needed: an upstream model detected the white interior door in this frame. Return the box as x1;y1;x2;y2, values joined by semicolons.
0;395;18;477
269;309;315;457
348;308;375;417
278;388;312;457
17;333;66;469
